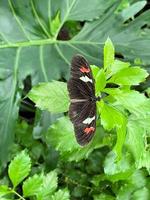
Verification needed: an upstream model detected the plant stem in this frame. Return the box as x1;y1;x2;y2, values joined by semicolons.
12;190;26;200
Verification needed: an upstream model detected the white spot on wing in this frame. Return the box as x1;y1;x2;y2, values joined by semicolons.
83;116;95;124
80;76;92;83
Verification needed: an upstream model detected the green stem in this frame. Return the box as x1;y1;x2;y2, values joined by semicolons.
12;190;26;200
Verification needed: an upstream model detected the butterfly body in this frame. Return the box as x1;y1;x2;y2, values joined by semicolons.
67;55;100;146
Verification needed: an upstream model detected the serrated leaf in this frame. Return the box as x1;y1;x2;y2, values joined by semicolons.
28;81;69;113
104;88;148;114
104;38;115;69
37;170;58;200
108;67;148;85
106;59;130;79
0;185;10;197
23;174;43;197
98;101;125;131
52;188;70;200
126;117;150;171
98;101;126;159
104;151;134;182
8;151;31;188
95;69;106;93
46;117;106;162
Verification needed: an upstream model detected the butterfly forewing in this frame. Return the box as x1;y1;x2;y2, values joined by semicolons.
67;55;96;145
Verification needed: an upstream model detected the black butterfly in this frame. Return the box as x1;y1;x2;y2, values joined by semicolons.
67;55;100;146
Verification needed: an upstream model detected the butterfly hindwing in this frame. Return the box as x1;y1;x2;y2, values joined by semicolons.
69;100;96;145
67;55;97;145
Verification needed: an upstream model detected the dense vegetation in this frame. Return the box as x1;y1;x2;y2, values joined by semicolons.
0;0;150;199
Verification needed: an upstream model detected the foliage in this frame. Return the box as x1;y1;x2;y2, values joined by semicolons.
0;0;150;199
0;151;69;200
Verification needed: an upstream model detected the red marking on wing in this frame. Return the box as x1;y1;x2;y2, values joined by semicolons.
80;66;90;73
84;127;95;134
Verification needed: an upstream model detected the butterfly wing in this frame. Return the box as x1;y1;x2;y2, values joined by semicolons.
67;55;96;145
69;100;96;145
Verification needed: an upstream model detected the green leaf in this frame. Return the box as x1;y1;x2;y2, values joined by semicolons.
106;59;130;79
121;1;147;22
8;151;31;188
104;151;134;182
94;193;115;200
117;169;149;200
28;81;69;113
91;65;100;79
132;187;150;200
0;185;10;197
104;38;115;69
37;171;58;200
46;116;106;162
98;101;125;131
51;11;61;36
52;188;70;200
98;101;126;159
23;174;43;197
108;67;148;85
95;69;106;93
104;88;148;114
0;0;150;165
126;116;150;171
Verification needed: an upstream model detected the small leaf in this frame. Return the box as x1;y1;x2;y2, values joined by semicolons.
51;11;61;36
23;174;43;197
0;185;10;197
37;170;58;199
108;67;148;85
52;188;70;200
8;151;31;188
121;1;147;22
28;81;69;113
91;65;100;79
104;38;115;69
95;69;106;93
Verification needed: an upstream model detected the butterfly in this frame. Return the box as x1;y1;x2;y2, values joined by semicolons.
67;55;101;146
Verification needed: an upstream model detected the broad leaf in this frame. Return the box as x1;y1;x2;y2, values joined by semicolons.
52;188;70;200
106;59;130;79
23;174;43;197
28;81;69;113
37;170;58;200
104;151;134;182
108;67;148;85
0;185;10;197
8;150;31;188
104;88;148;115
126;115;150;172
98;101;127;159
